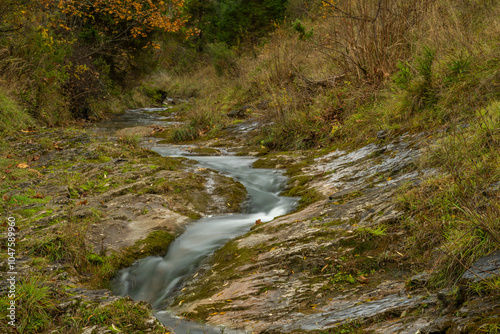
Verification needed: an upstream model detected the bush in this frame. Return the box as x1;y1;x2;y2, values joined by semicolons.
206;42;240;77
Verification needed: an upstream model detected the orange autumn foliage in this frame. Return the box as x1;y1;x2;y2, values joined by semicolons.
58;0;187;38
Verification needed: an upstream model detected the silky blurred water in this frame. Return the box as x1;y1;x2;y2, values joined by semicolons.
109;111;297;333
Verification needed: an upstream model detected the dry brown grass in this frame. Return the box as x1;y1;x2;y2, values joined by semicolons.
315;0;429;84
140;0;499;150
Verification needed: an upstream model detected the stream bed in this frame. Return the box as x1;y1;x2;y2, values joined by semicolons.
105;109;297;333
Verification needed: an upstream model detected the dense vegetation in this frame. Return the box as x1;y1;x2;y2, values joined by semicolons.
0;0;289;133
0;0;187;130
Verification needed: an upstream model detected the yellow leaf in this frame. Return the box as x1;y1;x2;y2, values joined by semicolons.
16;163;29;169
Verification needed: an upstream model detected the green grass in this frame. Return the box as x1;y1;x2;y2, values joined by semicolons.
0;276;55;334
398;100;500;287
68;298;162;332
0;90;36;135
0;276;166;333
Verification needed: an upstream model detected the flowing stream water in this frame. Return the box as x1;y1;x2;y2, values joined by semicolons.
103;109;297;333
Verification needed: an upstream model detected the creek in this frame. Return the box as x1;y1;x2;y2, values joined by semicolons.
104;109;297;333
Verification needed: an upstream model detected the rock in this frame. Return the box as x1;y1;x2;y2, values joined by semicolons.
458;123;470;129
462;249;500;282
67;288;115;302
113;158;128;164
43;262;65;274
408;272;430;288
437;287;463;307
81;326;98;334
115;126;153;138
485;181;500;197
419;316;461;334
57;299;78;312
145;316;158;328
377;130;388;140
162;96;182;105
227;105;253;118
99;296;126;308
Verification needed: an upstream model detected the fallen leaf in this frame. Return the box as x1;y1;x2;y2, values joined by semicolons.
53;142;63;150
255;219;262;225
28;169;43;177
6;154;12;158
77;200;88;205
16;163;29;169
357;275;369;284
28;155;40;162
32;193;45;199
2;194;10;201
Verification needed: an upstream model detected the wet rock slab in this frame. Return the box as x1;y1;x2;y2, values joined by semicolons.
172;134;439;332
462;249;500;282
272;290;436;332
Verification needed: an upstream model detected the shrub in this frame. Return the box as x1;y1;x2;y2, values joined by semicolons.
206;42;240;77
